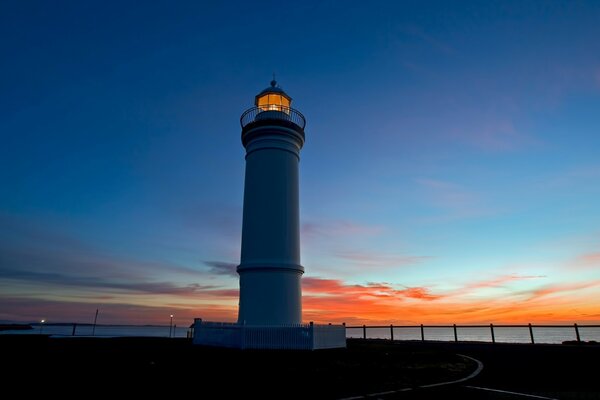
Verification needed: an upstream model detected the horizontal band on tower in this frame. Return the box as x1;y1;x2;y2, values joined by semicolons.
244;136;302;160
237;263;305;274
241;123;305;149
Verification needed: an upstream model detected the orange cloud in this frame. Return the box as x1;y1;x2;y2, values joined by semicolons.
572;252;600;268
400;287;441;300
4;274;599;326
301;276;600;325
303;277;440;300
526;280;600;300
302;277;447;324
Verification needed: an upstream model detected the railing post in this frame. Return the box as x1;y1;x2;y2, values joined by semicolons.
574;323;581;343
528;323;535;344
72;323;77;336
490;323;495;343
390;324;394;341
453;324;458;342
420;324;425;341
363;324;366;340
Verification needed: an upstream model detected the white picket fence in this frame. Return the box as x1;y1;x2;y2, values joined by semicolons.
192;319;346;350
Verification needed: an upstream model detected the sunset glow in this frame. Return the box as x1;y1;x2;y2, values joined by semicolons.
1;1;600;326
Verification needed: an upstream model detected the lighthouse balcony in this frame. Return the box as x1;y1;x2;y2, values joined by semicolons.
240;106;306;131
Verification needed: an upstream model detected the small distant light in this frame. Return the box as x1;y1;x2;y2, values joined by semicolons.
41;319;45;323
170;314;173;318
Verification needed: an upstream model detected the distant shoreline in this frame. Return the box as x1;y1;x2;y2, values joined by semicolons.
0;324;32;331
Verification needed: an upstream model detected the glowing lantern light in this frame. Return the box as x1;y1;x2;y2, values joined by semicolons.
255;79;291;113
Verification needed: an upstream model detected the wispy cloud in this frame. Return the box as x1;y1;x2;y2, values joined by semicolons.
303;277;440;301
301;220;423;273
454;118;534;151
203;261;238;277
301;220;384;240
415;178;495;221
0;214;239;314
0;296;238;325
334;250;429;268
525;280;600;301
0;214;209;280
3;214;599;326
571;252;600;268
0;266;226;297
460;274;546;293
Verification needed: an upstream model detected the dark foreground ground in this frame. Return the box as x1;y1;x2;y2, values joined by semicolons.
2;336;599;399
385;341;600;400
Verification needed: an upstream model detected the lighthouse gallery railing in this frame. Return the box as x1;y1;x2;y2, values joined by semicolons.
240;106;306;129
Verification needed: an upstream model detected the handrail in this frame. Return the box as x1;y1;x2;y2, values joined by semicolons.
345;323;600;344
240;106;306;129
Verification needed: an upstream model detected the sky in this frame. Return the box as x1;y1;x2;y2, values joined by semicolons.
1;1;600;327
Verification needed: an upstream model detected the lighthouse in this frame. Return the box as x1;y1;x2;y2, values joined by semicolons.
237;79;305;325
193;81;345;349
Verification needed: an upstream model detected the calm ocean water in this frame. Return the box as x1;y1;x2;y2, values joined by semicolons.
0;324;189;338
2;324;599;344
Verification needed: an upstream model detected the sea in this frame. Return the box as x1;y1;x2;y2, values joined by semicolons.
2;324;599;344
0;324;189;338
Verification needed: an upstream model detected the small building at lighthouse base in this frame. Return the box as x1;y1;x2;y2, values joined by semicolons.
192;319;346;350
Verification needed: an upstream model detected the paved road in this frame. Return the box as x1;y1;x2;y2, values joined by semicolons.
355;341;600;399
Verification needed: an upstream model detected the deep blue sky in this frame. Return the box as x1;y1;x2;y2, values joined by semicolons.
1;1;600;324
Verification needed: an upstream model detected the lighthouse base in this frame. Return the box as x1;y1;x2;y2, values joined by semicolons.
192;319;346;350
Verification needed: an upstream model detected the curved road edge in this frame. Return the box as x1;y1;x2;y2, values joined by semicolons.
338;353;484;400
421;354;484;388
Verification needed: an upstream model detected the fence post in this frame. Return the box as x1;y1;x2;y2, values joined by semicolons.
420;324;425;341
453;324;458;342
574;323;581;343
390;324;394;341
528;323;535;344
72;323;77;336
490;323;495;343
363;324;366;340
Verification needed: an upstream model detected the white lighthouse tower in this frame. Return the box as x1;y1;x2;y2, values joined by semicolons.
237;79;304;325
193;81;345;349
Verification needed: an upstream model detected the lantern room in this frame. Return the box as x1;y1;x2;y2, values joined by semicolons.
255;80;291;112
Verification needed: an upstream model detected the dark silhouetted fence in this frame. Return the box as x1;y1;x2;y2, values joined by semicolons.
345;323;600;344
